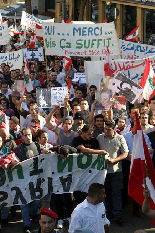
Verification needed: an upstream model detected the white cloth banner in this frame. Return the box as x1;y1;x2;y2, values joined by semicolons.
119;39;155;59
0;153;106;207
85;56;155;83
0;50;23;70
21;11;42;29
23;48;44;62
43;22;120;56
0;22;10;45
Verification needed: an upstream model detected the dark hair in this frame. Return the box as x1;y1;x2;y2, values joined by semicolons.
75;88;82;93
82;124;94;133
1;80;8;87
149;96;155;104
94;114;104;123
130;107;139;113
71;103;80;110
10;116;19;124
21;127;31;135
89;85;97;90
88;183;105;198
0;97;9;109
105;120;115;129
140;112;148;118
28;101;38;109
37;129;47;138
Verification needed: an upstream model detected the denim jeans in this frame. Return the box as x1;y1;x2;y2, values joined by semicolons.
20;200;40;227
1;207;10;219
104;172;123;220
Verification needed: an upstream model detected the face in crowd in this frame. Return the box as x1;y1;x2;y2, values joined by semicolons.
63;119;73;131
22;128;32;144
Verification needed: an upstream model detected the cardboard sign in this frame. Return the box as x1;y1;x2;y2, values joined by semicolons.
43;22;120;56
109;72;143;103
37;87;68;108
73;73;86;84
95;89;112;110
23;48;44;62
0;22;10;45
0;153;107;207
0;50;23;70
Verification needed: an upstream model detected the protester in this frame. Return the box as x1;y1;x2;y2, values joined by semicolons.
97;120;128;225
31;208;60;233
69;183;110;233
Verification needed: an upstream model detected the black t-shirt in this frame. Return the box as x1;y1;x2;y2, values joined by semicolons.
72;136;99;152
14;142;40;162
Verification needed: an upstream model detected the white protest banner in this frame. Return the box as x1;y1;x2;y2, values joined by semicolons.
0;50;23;70
21;11;42;29
0;153;106;207
43;22;120;56
109;72;143;103
23;48;44;62
119;39;155;59
85;60;105;88
0;22;10;45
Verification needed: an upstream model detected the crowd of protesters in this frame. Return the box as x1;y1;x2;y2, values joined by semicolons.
0;17;155;233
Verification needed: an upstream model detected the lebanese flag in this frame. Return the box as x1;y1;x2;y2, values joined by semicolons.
23;58;33;93
103;18;107;23
64;56;72;71
140;58;155;101
36;24;43;40
0;152;16;166
65;18;71;23
125;25;139;41
104;46;113;77
128;112;155;226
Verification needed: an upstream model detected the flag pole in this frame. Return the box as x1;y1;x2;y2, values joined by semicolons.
45;55;48;80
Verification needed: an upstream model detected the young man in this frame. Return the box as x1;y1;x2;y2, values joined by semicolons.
115;118;130;135
97;120;128;225
93;114;105;138
46;105;77;146
72;124;107;155
14;127;41;232
139;112;155;134
69;183;110;233
73;111;85;133
31;208;60;233
126;107;139;126
80;99;89;124
9;116;21;140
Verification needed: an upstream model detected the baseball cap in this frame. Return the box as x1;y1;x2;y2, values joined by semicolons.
74;111;84;120
64;116;74;122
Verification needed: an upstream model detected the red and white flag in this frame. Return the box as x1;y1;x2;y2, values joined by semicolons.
36;24;43;40
103;18;107;23
104;46;113;77
23;58;33;93
125;25;139;41
64;56;72;71
65;18;71;23
128;112;155;226
140;58;155;101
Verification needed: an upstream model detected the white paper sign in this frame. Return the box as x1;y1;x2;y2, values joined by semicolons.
119;39;155;59
23;48;44;62
73;73;86;83
109;72;143;103
0;153;107;207
0;50;23;70
0;22;10;45
21;11;42;29
43;22;120;56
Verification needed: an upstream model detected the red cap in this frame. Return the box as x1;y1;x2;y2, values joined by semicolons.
31;121;41;129
40;208;58;219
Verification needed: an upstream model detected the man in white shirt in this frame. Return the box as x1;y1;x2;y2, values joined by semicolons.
69;183;110;233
